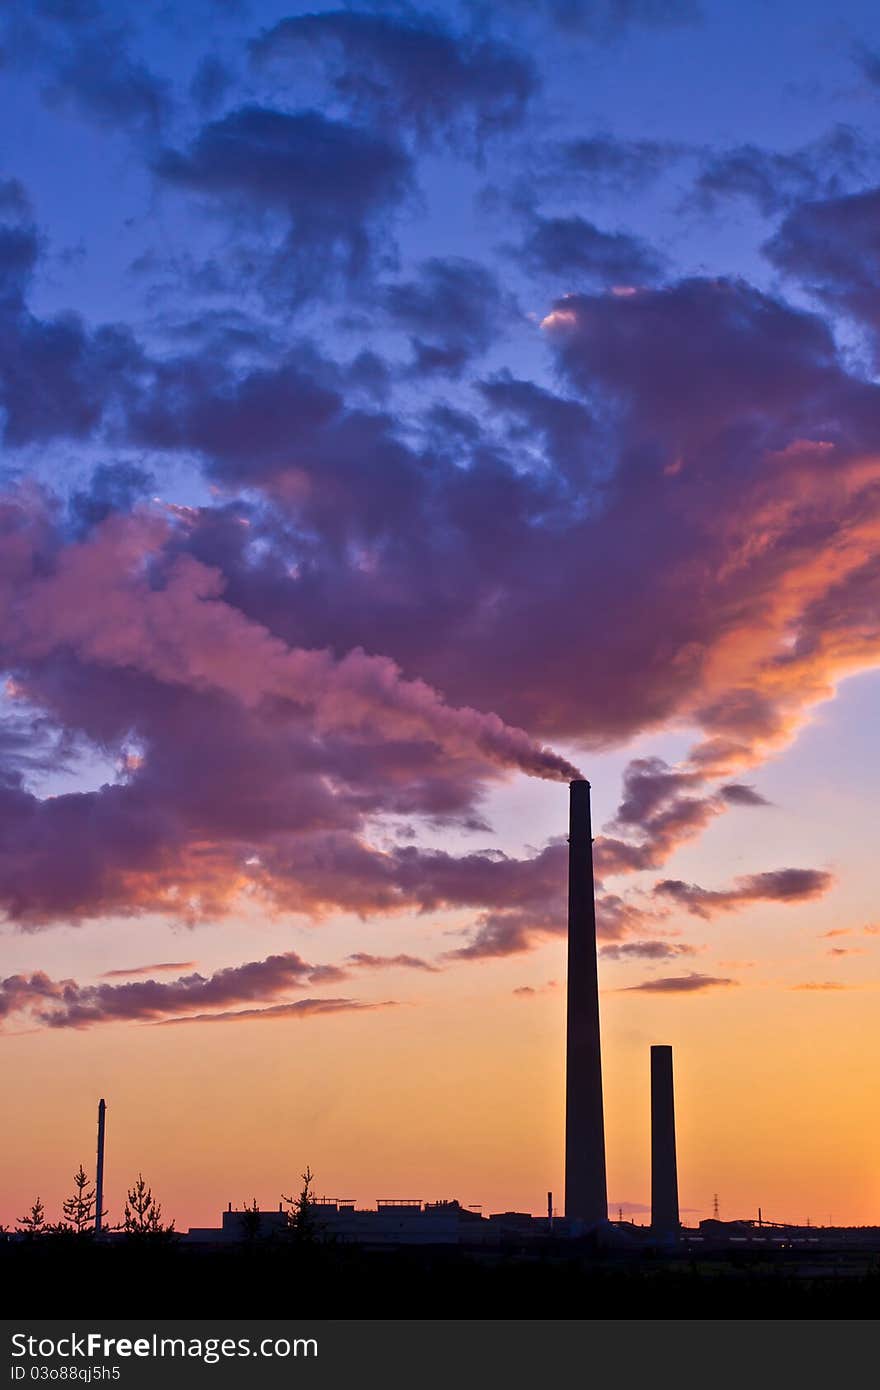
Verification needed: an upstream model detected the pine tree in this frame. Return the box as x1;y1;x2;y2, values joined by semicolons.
16;1198;46;1235
282;1166;319;1242
122;1173;175;1237
61;1164;103;1233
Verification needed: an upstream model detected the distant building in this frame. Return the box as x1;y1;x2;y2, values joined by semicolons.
183;1199;565;1247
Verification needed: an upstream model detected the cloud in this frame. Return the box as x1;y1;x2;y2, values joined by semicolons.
0;204;142;446
557;133;685;191
69;462;155;533
100;961;198;978
250;10;536;151
157;998;396;1025
0;950;330;1028
790;981;853;991
853;42;880;87
592;757;740;880
0;952;407;1030
346;952;440;973
106;272;880;800
599;940;697;960
690;127;870;216
654;868;833;918
383;257;514;375
44;35;169;136
536;279;880;765
1;165;879;957
1;3;170;138
719;783;769;807
156;105;414;299
0;501;580;788
189;54;234;115
620;972;738;993
765;186;880;365
513;213;665;286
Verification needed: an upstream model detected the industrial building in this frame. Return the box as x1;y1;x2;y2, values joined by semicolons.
183;1200;564;1247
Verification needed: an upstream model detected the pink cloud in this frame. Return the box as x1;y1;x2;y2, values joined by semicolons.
620;972;740;994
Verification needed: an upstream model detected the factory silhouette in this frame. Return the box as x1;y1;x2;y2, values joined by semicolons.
62;780;878;1255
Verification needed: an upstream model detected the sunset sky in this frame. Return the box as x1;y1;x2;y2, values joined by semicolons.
2;0;880;1233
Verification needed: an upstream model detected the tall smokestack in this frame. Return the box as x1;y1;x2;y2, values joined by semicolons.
95;1098;106;1234
650;1046;679;1238
564;778;608;1224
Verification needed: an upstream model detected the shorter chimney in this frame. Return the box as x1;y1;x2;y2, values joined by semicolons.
650;1046;679;1239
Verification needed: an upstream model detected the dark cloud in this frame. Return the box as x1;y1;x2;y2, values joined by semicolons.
156;105;414;299
558;133;684;191
69;461;156;533
189;54;234;115
690;127;870;216
765;187;880;365
0;204;143;446
513;213;665;286
158;998;396;1025
620;972;738;993
0;220;38;308
655;867;833;918
100;961;198;978
719;783;769;807
546;279;845;451
347;952;440;973
612;757;703;827
251;11;537;151
478;373;596;484
512;979;557;996
2;3;170;137
383;257;513;375
599;940;697;960
0;949;349;1028
0;179;32;222
44;35;169;135
0;311;141;446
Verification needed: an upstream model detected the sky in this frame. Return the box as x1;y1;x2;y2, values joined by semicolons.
2;0;880;1232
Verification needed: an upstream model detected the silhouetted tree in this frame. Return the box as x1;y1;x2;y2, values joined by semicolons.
122;1174;175;1237
239;1198;262;1241
61;1164;104;1233
282;1166;318;1242
16;1199;46;1235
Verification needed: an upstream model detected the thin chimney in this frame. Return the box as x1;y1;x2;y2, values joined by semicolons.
95;1098;106;1234
564;779;608;1223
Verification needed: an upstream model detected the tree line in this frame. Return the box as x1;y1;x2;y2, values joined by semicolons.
13;1167;174;1238
9;1165;318;1242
